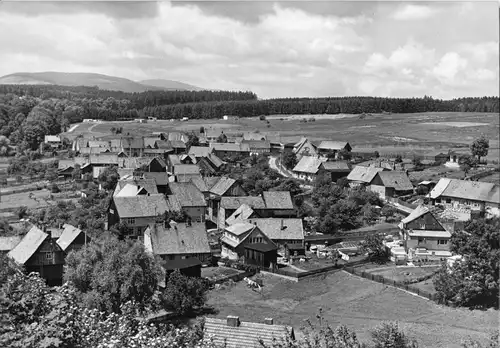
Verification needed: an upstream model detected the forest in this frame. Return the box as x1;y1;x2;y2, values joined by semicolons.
0;84;498;153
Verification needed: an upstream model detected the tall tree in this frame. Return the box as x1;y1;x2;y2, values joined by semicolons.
470;136;489;162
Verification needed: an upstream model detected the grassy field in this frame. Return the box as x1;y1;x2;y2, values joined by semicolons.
62;112;499;161
478;172;500;184
0;189;79;211
206;271;498;347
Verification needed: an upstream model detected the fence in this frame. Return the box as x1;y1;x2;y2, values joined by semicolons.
343;266;436;301
212;270;256;284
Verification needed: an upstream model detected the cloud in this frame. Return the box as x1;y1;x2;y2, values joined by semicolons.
391;4;438;21
432;52;468;84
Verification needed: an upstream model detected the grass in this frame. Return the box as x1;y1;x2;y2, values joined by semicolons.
62;112;499;161
206;271;498;348
201;266;241;280
478;172;500;184
368;265;440;283
0;189;79;211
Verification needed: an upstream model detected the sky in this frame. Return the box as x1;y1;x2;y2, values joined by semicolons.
0;1;498;99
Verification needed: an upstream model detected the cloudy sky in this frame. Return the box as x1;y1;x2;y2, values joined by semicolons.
0;1;498;99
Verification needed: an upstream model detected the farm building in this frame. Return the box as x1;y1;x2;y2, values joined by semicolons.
292;156;326;181
167;182;207;223
247;218;305;248
319;161;351;182
369;171;414;199
56;224;89;254
317;141;352;159
203;316;295;348
292;137;317;158
429;178;500;218
209;143;251;158
242;140;271;155
44;135;62;149
346;166;387;188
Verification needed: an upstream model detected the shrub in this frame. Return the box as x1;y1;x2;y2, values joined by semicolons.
259;115;266;121
50;184;60;193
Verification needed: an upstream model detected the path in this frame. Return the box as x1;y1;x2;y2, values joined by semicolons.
67;124;79;133
269;156;293;178
386;200;413;214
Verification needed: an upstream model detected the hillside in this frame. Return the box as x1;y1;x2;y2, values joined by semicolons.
0;72;202;93
139;79;203;91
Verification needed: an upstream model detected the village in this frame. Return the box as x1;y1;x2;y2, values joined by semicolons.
1;117;498;347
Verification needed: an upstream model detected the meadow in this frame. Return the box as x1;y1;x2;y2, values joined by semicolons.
206;271;498;348
63;112;499;161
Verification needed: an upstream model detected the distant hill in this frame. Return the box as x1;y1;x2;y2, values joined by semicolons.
139;79;204;91
0;72;203;93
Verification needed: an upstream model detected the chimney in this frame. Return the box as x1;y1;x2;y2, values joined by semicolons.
226;316;240;327
264;318;274;325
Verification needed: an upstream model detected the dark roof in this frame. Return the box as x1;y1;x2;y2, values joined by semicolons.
286;244;305;250
8;226;48;264
177;174;208;192
377;171;413;191
221;196;266;210
262;191;294;210
163;257;202;270
121;137;144;149
244;243;277;252
143;172;170;186
56;224;84;251
113;194;170;218
173;164;200;175
168;182;207;207
320;161;351;172
210;177;237;196
145;222;210;256
204;317;293;348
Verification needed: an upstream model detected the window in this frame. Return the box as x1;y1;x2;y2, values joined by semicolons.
438;240;448;245
125;218;136;225
445;198;451;204
418;238;425;243
45;252;53;260
435;198;441;203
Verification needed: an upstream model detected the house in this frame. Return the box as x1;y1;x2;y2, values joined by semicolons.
121;137;145;157
218;197;266;229
423;150;450;164
226;204;260;225
0;236;22;255
206;177;247;222
429;178;500;218
155;140;174;153
399;205;452;259
167;182;207;222
173;164;201;182
107;194;171;237
317;141;352;159
144;221;211;276
417;181;437;193
292;137;317;158
88;154;119;167
242;140;271;155
57;159;76;179
167;154;182;172
203;316;295;348
209;143;250;158
56;224;89;254
319;161;351;182
220;222;277;268
146;157;167;172
113;178;159;197
8;225;65;286
261;191;295;217
118;157;153;170
197;153;225;174
177;174;209;194
171;140;187;154
346;166;387;188
143;148;169;158
369;171;414;199
188;146;213;158
142;172;170;194
44;135;62;149
292;156;326;181
246;218;305;248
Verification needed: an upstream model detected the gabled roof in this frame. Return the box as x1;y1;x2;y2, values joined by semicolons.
143;137;159;149
347;166;385;183
320;161;351;172
292;156;325;174
0;236;22;252
177;174;208;192
205;153;224;168
401;205;431;224
56;224;84;251
429;178;500;204
148;157;167;169
226;204;256;225
120;157;152;169
8;226;48;264
145;222;210;256
242;140;271;149
166;132;188;143
156;140;174;150
121;137;144;149
89;154;119;165
113;194;170;218
204;176;222;191
171;140;187;149
88;140;109;148
225;222;256;236
317;141;349;150
168;154;182;166
143;172;170;186
204;317;294;348
210;177;237;196
180;154;197;163
376;171;413;191
244;243;278;252
173;164;200;175
262;191;294;210
210;143;250;153
80;147;112;155
248;218;304;241
114;183;143;197
221;196;266;210
115;178;159;196
243;132;267;141
168;182;206;207
58;159;75;170
188;146;212;158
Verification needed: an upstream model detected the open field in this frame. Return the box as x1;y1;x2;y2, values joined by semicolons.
206;271;498;347
478;172;500;184
0;189;79;211
62;112;499;161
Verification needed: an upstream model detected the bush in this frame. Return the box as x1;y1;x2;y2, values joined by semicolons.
259;115;266;121
50;183;60;193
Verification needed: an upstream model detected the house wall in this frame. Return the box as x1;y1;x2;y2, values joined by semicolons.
434;196;485;212
221;244;239;260
183;206;206;223
226;183;247;197
149;160;166;172
407;236;450;251
485;202;500;218
294;172;316;182
369;184;389;198
161;252;212;263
